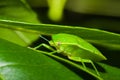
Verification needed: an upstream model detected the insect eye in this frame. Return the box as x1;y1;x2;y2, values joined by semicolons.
57;42;61;46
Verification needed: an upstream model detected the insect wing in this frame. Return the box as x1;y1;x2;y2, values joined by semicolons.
52;33;107;61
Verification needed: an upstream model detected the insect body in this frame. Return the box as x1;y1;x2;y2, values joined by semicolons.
50;33;107;61
35;33;107;76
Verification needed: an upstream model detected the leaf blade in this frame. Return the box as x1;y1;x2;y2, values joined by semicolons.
0;20;120;48
0;38;82;80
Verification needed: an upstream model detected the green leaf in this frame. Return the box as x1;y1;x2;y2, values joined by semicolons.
1;33;120;80
0;38;83;80
98;63;120;80
0;0;40;46
0;20;120;48
0;0;39;23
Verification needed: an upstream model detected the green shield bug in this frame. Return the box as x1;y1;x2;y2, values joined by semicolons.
34;33;107;76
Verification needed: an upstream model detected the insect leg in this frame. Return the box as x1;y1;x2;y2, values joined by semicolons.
28;46;58;55
34;43;55;52
80;59;100;76
81;59;87;70
89;60;100;76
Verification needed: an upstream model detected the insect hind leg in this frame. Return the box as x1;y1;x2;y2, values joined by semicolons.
89;60;100;76
81;59;100;76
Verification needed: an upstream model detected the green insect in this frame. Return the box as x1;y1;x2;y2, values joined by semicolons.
34;33;107;76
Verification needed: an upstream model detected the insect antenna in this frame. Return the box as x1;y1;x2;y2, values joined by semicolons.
28;35;49;48
40;35;58;51
39;35;50;42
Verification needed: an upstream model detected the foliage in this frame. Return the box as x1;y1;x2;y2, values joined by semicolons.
0;0;120;80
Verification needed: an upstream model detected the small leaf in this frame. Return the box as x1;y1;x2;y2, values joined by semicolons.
98;63;120;80
0;0;39;46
